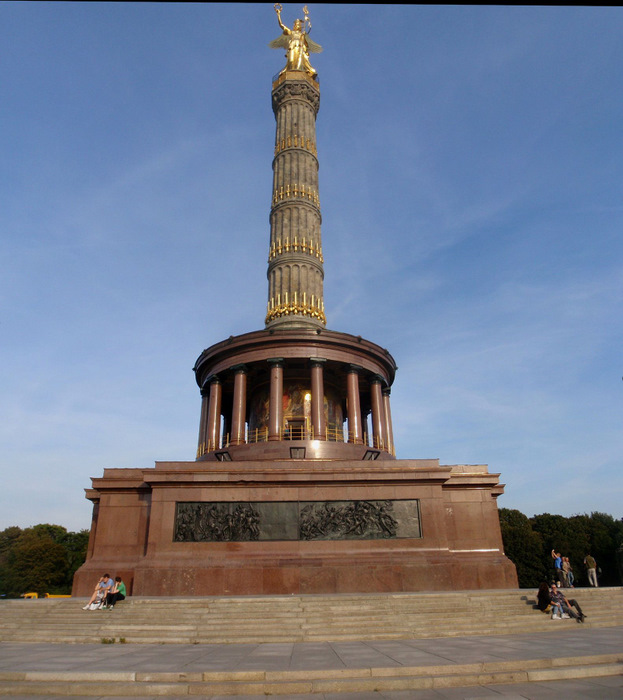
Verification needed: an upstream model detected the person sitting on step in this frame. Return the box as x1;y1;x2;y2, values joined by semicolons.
82;574;112;610
550;584;586;622
102;576;126;609
536;582;551;613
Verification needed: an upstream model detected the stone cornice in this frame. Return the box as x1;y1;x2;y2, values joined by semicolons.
194;328;398;388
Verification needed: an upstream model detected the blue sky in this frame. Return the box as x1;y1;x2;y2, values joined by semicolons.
1;3;622;531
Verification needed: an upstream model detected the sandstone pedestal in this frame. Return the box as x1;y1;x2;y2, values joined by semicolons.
72;458;517;596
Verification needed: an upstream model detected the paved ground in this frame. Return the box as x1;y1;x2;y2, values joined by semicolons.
1;626;622;699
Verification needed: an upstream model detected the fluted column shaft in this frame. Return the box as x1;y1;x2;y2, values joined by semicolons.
266;73;325;328
370;376;386;451
206;377;222;451
230;366;248;446
268;359;284;440
310;359;326;440
383;388;394;456
197;390;209;455
346;366;363;444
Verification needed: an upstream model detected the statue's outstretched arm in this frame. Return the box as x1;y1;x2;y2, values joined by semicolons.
274;3;289;33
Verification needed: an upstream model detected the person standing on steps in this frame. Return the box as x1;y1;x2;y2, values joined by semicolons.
563;557;574;587
551;550;564;585
584;553;598;587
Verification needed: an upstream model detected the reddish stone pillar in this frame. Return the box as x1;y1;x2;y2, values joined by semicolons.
268;359;284;441
370;375;386;451
310;358;326;440
206;376;222;452
346;365;363;444
230;365;248;445
383;388;394;456
197;389;209;456
85;501;99;561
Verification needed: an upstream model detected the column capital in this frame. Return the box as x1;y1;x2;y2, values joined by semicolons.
272;75;320;116
201;374;221;392
309;357;326;367
230;364;248;374
267;357;285;367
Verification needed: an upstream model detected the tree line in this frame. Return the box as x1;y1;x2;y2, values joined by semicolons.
1;510;622;596
499;509;623;588
0;524;89;597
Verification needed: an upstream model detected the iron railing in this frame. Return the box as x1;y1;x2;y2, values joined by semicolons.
197;426;394;458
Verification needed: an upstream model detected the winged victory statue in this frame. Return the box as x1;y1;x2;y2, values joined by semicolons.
269;4;323;78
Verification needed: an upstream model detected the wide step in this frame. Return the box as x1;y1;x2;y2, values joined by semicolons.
0;655;621;696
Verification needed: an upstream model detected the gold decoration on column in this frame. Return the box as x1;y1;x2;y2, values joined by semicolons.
265;298;326;325
272;184;320;208
274;136;317;156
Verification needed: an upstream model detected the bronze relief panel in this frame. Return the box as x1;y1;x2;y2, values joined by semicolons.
174;499;421;542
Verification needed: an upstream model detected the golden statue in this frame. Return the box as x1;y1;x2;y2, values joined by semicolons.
269;4;322;78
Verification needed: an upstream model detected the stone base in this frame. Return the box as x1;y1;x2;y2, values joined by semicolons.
139;552;515;596
72;459;518;596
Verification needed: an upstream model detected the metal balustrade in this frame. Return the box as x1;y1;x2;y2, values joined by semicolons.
197;425;394;458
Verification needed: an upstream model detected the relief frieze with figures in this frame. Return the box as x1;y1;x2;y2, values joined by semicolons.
174;499;421;542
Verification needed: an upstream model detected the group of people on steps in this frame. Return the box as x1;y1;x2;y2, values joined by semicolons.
82;573;126;610
551;549;599;588
536;549;600;622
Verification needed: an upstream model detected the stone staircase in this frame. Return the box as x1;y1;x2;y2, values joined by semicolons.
0;587;621;645
1;589;623;696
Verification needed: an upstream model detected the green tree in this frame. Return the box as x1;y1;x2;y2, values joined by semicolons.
4;530;68;596
61;529;90;585
0;526;23;595
0;524;90;597
531;512;590;585
570;512;623;586
499;508;547;587
499;509;623;588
